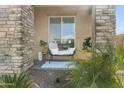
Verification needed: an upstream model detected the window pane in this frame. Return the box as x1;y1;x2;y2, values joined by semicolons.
62;17;75;47
63;17;74;23
50;17;61;44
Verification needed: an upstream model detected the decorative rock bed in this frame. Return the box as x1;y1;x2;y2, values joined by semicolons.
29;64;68;88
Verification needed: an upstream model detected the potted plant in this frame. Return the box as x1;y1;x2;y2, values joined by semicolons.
82;37;92;51
39;40;48;53
38;40;48;61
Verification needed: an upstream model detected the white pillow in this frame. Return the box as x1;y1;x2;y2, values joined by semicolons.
49;42;58;49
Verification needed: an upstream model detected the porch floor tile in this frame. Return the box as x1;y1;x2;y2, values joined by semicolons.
41;61;75;70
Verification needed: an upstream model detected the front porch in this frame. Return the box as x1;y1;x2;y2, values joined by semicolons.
0;5;115;83
33;6;92;61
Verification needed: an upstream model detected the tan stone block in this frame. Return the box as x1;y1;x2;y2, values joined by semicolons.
15;33;22;37
7;34;14;37
96;5;108;9
0;12;8;18
2;70;13;74
0;6;10;8
12;60;22;63
0;32;6;37
7;21;15;24
96;26;106;30
7;31;14;35
13;63;22;66
96;20;105;23
12;56;23;60
12;44;22;47
9;28;15;31
0;28;8;31
0;21;6;24
0;18;8;20
101;16;110;19
0;66;11;70
0;40;7;44
96;16;101;19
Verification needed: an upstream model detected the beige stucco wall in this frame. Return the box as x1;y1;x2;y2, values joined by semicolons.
34;6;92;59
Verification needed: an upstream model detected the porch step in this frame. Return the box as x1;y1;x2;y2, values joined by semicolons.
41;61;75;70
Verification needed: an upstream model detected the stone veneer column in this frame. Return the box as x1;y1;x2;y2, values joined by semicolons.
20;6;34;72
95;5;115;48
0;5;34;74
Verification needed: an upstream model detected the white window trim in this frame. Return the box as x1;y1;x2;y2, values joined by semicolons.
48;16;76;47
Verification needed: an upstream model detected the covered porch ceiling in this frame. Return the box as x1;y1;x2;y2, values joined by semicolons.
33;5;93;16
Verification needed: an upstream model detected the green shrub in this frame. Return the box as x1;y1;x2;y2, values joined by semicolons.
65;40;123;88
0;71;33;88
115;45;124;70
65;59;122;87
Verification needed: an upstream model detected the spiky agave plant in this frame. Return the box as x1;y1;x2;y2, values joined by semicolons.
64;59;98;88
0;71;33;88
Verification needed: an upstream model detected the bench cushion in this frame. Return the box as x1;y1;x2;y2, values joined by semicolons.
50;48;75;55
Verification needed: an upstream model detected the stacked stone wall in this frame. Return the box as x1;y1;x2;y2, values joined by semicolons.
0;5;34;74
20;5;34;72
95;5;115;48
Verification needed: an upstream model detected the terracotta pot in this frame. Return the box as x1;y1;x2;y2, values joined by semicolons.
42;48;48;54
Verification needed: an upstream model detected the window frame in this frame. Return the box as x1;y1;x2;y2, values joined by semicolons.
48;16;76;47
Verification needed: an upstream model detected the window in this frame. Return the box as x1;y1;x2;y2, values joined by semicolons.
49;16;75;49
